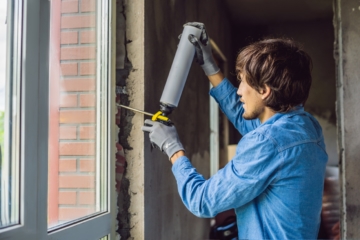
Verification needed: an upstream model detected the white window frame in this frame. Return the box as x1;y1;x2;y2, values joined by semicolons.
0;0;117;239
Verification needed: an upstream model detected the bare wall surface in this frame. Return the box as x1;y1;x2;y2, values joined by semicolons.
144;0;232;239
334;0;360;238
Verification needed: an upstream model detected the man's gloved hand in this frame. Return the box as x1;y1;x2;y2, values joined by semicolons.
141;119;185;160
184;22;220;76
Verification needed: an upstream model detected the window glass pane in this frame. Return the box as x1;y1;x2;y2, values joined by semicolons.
48;0;103;229
0;0;20;228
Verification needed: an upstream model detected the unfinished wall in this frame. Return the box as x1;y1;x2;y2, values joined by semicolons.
334;0;360;238
143;0;233;239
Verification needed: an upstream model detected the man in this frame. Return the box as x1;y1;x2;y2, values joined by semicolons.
142;23;327;239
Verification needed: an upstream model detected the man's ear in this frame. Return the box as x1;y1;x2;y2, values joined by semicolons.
260;85;271;100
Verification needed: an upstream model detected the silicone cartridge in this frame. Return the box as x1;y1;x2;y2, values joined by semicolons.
159;25;202;108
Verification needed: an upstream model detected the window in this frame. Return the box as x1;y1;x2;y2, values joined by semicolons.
0;0;20;229
0;0;116;239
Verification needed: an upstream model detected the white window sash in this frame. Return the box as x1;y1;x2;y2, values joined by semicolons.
0;0;117;239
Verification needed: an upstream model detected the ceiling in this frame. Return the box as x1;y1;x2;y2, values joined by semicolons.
223;0;333;26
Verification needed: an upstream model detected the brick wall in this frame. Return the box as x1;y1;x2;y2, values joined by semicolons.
49;0;98;225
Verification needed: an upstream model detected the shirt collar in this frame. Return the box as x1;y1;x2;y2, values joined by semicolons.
260;105;304;126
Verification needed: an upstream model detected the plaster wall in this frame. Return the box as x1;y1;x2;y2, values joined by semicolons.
143;0;232;239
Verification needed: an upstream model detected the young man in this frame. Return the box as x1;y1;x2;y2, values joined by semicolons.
142;23;328;239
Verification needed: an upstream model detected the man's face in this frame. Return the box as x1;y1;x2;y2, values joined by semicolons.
236;74;266;120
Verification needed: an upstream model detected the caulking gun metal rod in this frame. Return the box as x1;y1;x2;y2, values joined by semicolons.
117;104;154;117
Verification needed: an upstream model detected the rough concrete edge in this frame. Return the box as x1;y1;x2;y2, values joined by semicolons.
123;0;145;239
332;0;346;238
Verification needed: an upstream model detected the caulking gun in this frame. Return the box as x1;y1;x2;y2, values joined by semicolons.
118;24;202;124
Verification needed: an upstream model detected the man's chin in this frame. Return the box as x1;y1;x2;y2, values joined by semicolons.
242;113;257;120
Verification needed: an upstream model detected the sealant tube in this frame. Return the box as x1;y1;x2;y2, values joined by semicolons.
160;25;202;108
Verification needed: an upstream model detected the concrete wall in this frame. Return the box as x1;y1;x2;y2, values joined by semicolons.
143;1;232;239
334;0;360;238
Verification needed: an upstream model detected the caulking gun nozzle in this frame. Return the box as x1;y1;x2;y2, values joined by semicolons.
116;104;154;117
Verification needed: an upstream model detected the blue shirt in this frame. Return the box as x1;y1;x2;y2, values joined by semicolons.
172;78;328;239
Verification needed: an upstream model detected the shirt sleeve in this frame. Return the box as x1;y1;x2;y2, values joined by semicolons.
209;78;260;135
171;131;280;218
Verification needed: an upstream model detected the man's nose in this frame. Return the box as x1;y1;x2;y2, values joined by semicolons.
237;87;242;96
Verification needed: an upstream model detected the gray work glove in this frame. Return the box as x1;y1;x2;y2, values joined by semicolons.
141;119;185;160
184;22;220;76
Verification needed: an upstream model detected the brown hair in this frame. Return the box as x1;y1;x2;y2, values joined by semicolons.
236;38;312;112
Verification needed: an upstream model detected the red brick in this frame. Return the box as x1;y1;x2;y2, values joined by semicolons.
61;46;96;60
116;143;123;151
60;94;78;108
78;191;95;205
61;15;96;29
79;62;96;75
59;158;77;172
59;175;95;188
62;0;79;13
116;153;126;166
58;207;95;221
58;191;77;205
79;126;95;139
60;78;96;92
59;110;96;123
80;30;96;43
61;31;78;44
59;126;77;140
59;142;95;156
60;63;78;76
81;0;96;12
79;159;95;172
116;165;124;175
79;94;95;107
